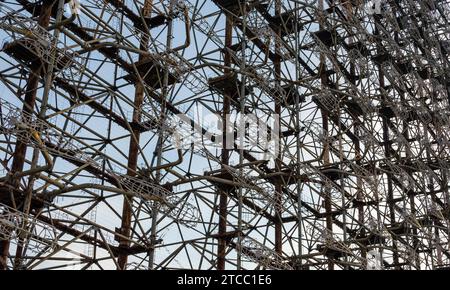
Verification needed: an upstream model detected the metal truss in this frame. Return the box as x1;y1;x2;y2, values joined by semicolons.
0;0;449;270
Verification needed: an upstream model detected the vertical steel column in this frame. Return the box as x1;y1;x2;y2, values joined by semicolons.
274;0;283;255
217;13;233;270
0;0;57;270
374;14;400;268
345;0;367;264
117;0;154;270
294;0;304;269
318;0;333;270
13;0;66;269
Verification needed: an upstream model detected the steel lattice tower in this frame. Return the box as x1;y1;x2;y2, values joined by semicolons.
0;0;450;270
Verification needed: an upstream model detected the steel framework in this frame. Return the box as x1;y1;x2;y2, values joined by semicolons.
0;0;450;270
